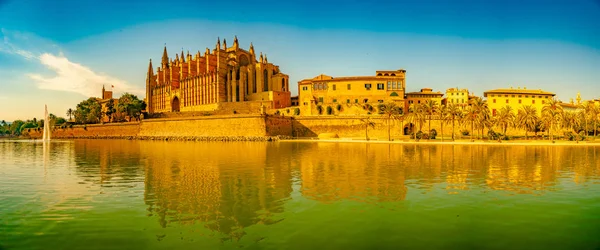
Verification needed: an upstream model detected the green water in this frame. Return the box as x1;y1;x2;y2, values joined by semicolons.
1;140;599;250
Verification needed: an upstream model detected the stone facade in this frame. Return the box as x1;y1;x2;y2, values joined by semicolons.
146;37;291;115
444;88;469;106
298;70;406;115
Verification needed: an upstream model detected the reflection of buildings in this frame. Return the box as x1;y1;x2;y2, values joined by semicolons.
297;143;409;202
140;141;292;241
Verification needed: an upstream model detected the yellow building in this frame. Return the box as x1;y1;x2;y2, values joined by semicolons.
444;88;469;106
298;69;406;115
484;87;555;116
404;88;444;111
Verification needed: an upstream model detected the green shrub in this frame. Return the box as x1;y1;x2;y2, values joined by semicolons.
461;130;470;136
294;108;300;116
326;106;333;115
429;129;437;139
416;131;424;141
286;109;290;114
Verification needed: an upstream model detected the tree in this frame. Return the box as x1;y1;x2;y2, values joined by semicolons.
446;104;462;141
463;105;478;141
66;108;74;121
405;104;425;140
74;98;103;124
423;100;439;140
495;106;516;137
360;116;376;141
469;97;490;139
439;104;449;141
517;105;538;140
117;93;145;121
9;120;25;136
379;102;403;141
541;99;563;141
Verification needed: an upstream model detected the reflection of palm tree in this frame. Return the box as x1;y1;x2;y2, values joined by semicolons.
379;102;402;141
541;99;563;141
517;105;538;139
360;117;376;141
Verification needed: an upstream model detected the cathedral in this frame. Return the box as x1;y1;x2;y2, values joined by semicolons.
146;36;291;114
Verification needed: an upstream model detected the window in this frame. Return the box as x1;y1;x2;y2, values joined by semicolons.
493;99;496;103
505;95;508;97
364;99;369;103
518;95;522;98
347;84;351;90
392;82;397;90
519;99;522;104
318;97;324;103
461;99;464;103
542;100;545;104
302;86;308;91
365;83;372;90
377;83;384;90
333;84;336;91
492;109;497;116
387;81;391;89
512;95;515;98
333;99;337;103
532;100;535;104
378;100;384;103
355;99;358;103
347;99;350;103
506;99;509;104
418;100;421;104
491;95;494;97
462;93;464;96
525;95;529;98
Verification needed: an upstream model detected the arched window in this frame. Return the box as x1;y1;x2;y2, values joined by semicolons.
391;73;396;76
282;79;285;91
263;69;268;91
253;70;257;93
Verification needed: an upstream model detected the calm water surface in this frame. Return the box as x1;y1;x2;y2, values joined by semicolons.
1;140;600;250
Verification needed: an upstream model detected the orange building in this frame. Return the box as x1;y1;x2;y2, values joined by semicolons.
146;37;291;115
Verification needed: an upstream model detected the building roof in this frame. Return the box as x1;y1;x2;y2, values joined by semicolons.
299;72;405;83
405;91;443;96
483;88;555;96
558;102;578;109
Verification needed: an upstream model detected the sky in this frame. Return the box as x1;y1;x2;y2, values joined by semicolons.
0;0;599;121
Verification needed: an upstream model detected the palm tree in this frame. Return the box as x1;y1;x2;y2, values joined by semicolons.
463;105;478;141
439;104;449;141
517;105;538;140
423;100;439;139
379;102;403;141
66;108;74;121
360;116;376;141
469;97;490;139
586;102;599;140
405;104;425;140
541;99;564;141
446;104;462;141
2;120;6;127
495;106;515;137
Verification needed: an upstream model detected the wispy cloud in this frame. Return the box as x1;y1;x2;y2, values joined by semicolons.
28;53;143;97
0;28;143;97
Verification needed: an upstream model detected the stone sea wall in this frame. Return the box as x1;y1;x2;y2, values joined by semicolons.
24;114;520;141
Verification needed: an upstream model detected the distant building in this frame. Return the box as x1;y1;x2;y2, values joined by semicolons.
298;69;406;115
484;87;555;116
291;96;299;106
404;88;444;111
444;88;469;106
97;86;119;123
146;37;291;115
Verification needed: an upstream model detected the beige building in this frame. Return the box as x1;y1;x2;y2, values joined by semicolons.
298;69;406;115
404;88;444;111
484;87;555;116
444;88;469;106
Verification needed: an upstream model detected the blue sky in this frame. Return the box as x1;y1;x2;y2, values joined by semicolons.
1;0;599;121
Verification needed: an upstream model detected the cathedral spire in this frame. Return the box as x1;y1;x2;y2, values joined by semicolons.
161;44;169;68
223;38;227;49
180;49;185;63
249;42;255;54
259;52;263;63
148;59;154;75
233;35;239;49
217;37;221;50
577;92;582;105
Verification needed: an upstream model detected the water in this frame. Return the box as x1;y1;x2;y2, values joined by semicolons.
1;140;600;250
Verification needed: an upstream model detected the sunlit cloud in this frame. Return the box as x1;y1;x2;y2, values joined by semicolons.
27;53;144;97
1;28;143;97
